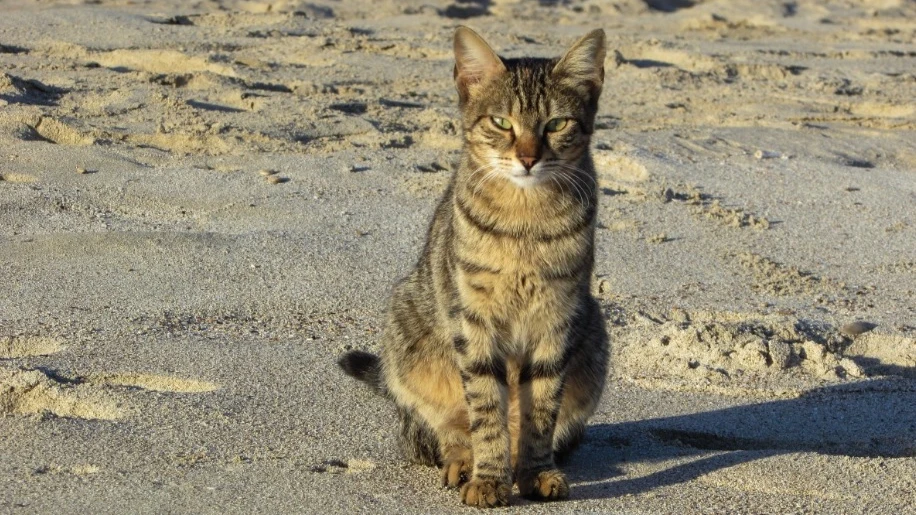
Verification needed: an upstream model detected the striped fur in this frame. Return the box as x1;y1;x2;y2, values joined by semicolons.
339;26;609;508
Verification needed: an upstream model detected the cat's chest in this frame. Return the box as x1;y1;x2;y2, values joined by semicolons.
492;270;549;306
454;238;582;309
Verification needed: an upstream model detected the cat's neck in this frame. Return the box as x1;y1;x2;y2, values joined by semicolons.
452;154;596;238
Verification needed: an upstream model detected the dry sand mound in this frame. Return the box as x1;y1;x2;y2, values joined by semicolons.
612;310;904;397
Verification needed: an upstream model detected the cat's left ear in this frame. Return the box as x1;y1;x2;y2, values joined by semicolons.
552;29;606;96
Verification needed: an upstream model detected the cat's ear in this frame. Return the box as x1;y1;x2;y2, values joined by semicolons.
552;29;606;96
453;26;506;103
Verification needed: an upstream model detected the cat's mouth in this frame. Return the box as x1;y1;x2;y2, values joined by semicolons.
507;171;545;189
501;160;546;188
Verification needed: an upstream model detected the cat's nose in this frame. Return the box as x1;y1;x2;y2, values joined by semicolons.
518;156;538;171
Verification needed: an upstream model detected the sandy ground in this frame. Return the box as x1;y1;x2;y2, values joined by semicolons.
1;0;914;512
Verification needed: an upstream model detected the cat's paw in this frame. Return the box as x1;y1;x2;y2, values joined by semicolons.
517;469;569;501
440;459;472;489
460;479;511;508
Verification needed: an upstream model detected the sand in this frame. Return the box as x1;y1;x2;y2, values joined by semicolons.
1;0;914;512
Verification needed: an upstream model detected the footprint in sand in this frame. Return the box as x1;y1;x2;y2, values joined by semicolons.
87;372;218;393
0;367;124;420
0;335;218;420
661;184;771;230
91;49;237;77
0;172;38;183
0;335;64;357
3;115;95;146
594;153;650;183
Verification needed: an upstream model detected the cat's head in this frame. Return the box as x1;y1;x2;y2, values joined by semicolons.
453;27;605;189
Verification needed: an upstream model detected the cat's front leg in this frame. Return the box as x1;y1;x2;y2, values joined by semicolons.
455;315;512;508
515;328;571;501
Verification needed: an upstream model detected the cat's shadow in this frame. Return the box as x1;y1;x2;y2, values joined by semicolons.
563;375;916;501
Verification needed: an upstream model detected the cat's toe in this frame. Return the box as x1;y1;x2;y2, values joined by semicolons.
460;479;510;508
440;459;471;489
518;469;569;501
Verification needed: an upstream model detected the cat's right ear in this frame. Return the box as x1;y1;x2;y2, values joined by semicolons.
453;26;506;103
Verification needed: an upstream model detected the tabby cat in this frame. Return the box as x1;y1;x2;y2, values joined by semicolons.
338;26;609;508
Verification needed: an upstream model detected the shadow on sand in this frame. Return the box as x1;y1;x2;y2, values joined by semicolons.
565;376;915;500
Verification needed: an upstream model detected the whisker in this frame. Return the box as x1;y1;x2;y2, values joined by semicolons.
464;163;499;189
560;167;596;209
467;164;501;193
551;169;589;209
552;164;599;205
553;162;599;188
473;171;499;193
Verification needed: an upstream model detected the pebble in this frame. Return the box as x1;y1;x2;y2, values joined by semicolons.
647;233;669;244
266;175;285;184
840;321;877;337
753;150;781;159
597;279;612;295
76;166;88;174
660;187;675;203
258;168;277;176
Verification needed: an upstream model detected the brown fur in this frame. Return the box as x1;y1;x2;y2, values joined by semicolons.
337;26;609;508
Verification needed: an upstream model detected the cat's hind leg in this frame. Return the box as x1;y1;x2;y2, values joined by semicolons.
384;345;474;488
553;297;609;462
397;405;440;466
397;407;474;489
405;399;474;489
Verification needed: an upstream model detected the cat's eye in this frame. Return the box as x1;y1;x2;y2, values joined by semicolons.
490;116;513;130
545;118;569;133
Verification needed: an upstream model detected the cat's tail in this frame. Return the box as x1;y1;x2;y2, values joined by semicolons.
337;350;387;396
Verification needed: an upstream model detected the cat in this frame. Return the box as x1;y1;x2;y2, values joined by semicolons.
338;26;609;508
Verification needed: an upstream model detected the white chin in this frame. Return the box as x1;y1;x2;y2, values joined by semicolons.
508;175;544;188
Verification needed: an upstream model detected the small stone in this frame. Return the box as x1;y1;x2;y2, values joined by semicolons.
610;49;626;68
597;278;611;295
415;162;448;173
258;169;277;176
840;321;877;337
754;150;781;159
76;166;88;174
660;187;675;203
647;233;668;244
266;175;286;184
